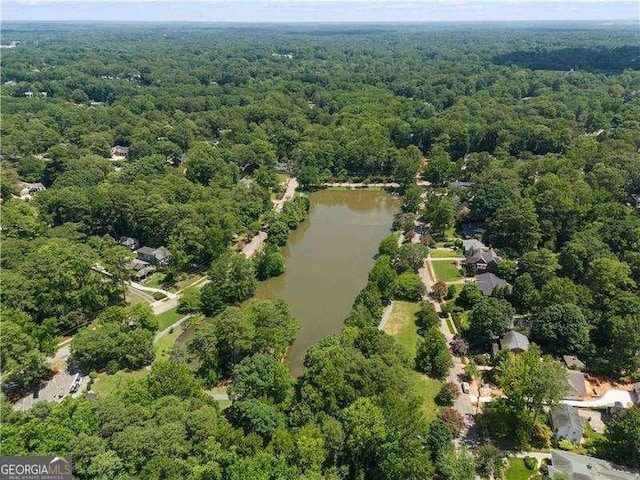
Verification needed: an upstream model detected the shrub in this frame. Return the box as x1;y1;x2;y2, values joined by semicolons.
524;456;538;470
106;360;120;374
558;439;575;451
435;382;459;406
153;291;167;301
439;407;465;437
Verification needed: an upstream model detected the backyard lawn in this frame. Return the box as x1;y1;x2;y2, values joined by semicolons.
429;248;463;259
413;373;443;423
382;301;421;359
431;260;462;282
154;326;183;360
505;458;541;480
92;369;147;397
156;308;184;331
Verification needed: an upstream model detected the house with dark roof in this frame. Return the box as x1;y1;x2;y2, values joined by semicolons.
136;246;170;266
465;247;501;274
564;370;588;400
119;236;140;251
131;258;154;281
476;272;509;296
111;145;129;158
499;330;529;353
551;404;585;444
461;222;486;240
548;449;639;480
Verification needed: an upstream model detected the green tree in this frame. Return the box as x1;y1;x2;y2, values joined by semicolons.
229;353;293;405
603;405;640;469
466;298;514;349
341;397;387;479
495;345;567;447
368;255;398;303
415;327;452;380
395;272;426;301
530;304;589;355
147;359;203;400
392;243;429;274
254;244;286;280
423;194;455;239
517;249;560;288
456;282;484;310
486;199;541;256
209;252;257;304
378;232;401;257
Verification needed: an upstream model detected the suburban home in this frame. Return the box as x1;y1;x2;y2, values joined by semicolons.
462;238;486;255
499;330;529;353
465;247;502;274
118;236;140;251
564;370;588;401
548;449;639;480
563;355;586;370
551;404;585;444
18;182;46;201
131;258;154;281
476;272;510;296
136;246;171;266
111;145;129;158
461;222;486;239
450;180;473;190
632;383;640;404
239;177;255;188
23;91;34;97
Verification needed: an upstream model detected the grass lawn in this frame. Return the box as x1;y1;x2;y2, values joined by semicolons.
382;301;421;359
505;458;541;480
413;373;443;423
431;260;462;282
156;308;184;331
429;249;463;259
125;289;149;305
154;326;183;360
92;369;147;397
145;272;179;292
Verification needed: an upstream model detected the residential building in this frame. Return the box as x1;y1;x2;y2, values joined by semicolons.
476;272;509;296
548;449;639;480
465;247;501;274
18;182;46;201
461;222;486;239
136;246;171;266
111;145;130;158
131;258;154;281
564;370;588;400
462;238;486;254
551;404;585;444
118;236;140;251
499;330;529;353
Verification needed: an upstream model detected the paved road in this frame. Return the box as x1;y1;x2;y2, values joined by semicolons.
242;230;268;258
275;177;299;213
13;346;88;411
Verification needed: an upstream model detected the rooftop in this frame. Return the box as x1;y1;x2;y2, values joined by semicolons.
565;370;588;399
500;330;529;352
476;272;509;296
551;404;584;432
549;449;639;480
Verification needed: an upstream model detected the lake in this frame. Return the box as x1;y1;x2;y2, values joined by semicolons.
254;189;400;376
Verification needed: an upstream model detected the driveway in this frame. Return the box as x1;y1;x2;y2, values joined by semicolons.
562;389;633;408
13;345;88;411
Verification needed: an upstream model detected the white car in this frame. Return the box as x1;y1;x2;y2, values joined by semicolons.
461;382;470;394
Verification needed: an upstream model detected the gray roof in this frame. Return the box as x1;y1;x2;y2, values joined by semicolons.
499;330;529;352
154;246;170;260
450;180;472;189
476;272;509;296
462;238;486;253
549;449;640;480
466;247;501;266
551;404;584;433
565;370;588;399
136;246;155;256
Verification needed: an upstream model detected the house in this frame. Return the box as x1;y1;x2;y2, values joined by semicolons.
461;222;486;239
131;258;154;281
23;91;34;97
465;247;502;274
564;370;588;400
632;383;640;404
499;330;529;353
18;182;46;201
274;162;288;173
90;101;105;106
118;236;140;251
111;145;129;158
563;355;586;370
239;177;255;188
476;272;509;296
450;180;472;190
462;238;486;254
548;449;639;480
40;92;47;98
551;404;585;444
136;246;170;266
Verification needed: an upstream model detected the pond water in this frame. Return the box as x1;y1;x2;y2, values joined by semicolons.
254;189;400;376
176;189;400;377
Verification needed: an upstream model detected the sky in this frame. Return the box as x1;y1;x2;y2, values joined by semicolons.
2;0;638;23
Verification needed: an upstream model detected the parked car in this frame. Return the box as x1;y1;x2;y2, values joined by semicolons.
461;382;470;394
